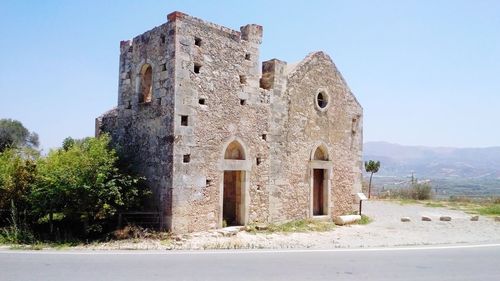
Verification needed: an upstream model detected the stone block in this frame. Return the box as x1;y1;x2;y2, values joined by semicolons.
334;215;361;225
421;216;432;221
401;217;411;222
440;216;452;222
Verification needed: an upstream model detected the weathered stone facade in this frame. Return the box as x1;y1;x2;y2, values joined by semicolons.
96;11;363;233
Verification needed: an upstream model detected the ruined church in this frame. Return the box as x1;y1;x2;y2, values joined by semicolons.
96;11;363;233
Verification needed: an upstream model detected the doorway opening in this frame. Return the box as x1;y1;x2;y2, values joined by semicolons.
313;169;327;216
223;171;244;226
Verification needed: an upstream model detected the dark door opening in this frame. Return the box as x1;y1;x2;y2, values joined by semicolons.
313;169;325;216
223;171;243;226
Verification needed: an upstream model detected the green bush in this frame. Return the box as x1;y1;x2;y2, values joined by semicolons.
30;134;149;236
0;148;38;211
0;134;150;241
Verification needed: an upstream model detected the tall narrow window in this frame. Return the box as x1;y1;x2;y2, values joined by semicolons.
140;64;153;103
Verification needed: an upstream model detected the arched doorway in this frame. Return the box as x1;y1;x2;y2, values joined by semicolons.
310;144;332;217
222;140;248;226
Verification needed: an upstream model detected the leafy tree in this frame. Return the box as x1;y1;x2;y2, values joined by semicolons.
0;119;39;152
31;134;149;236
364;160;380;199
0;148;38;211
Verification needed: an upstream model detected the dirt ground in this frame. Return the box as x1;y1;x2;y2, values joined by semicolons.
67;200;500;250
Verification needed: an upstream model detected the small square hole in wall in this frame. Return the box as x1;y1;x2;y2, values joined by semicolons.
262;134;267;141
256;157;262;166
194;37;202;46
206;179;212;187
240;99;247;105
245;53;251;60
199;98;206;105
161;63;167;71
239;75;247;84
128;46;133;52
183;154;190;163
194;63;201;74
181;115;188;126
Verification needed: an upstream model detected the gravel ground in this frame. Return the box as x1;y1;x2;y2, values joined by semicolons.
66;200;500;250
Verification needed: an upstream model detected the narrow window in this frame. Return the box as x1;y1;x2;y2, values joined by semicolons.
239;75;247;84
183;154;190;163
194;63;201;74
199;98;206;105
245;53;251;60
140;64;153;103
160;34;166;44
262;134;267;141
256;157;262;166
206;179;212;187
181;115;188;126
128;46;133;52
194;37;202;46
161;63;166;71
126;100;132;109
240;99;246;105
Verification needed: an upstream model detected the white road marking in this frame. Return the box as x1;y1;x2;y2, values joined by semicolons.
1;243;499;255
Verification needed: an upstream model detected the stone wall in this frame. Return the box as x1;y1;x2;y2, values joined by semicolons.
168;12;270;233
97;11;363;234
97;20;177;228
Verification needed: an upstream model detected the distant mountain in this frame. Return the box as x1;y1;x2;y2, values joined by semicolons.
363;142;500;179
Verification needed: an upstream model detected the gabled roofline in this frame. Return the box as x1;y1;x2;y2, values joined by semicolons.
286;51;363;110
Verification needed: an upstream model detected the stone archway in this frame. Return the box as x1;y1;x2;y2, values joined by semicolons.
219;139;251;227
310;144;333;217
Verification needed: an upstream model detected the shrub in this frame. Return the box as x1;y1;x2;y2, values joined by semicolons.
30;134;149;237
380;182;433;200
0;148;38;211
0;201;35;244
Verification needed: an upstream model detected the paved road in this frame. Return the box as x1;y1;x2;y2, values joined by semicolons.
1;244;499;281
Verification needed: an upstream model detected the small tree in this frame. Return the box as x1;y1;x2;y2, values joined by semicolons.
0;119;39;153
365;160;380;199
0;148;38;211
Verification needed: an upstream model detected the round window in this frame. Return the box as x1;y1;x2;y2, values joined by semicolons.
315;90;330;111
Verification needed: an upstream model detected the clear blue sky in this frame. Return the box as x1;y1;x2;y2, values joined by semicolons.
1;0;499;150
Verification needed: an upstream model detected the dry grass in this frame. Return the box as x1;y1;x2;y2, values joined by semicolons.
388;197;500;217
246;219;335;234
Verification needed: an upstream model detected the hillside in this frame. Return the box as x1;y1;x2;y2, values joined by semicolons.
364;142;500;179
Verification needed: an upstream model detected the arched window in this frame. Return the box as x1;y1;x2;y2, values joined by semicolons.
224;140;245;160
313;145;329;161
140;64;153;103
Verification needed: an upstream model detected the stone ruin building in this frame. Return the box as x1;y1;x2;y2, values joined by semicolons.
96;11;363;233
